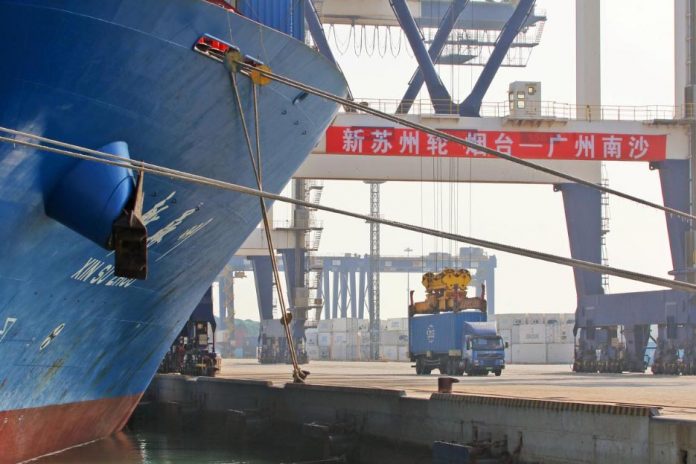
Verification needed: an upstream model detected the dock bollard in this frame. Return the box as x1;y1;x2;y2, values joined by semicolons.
437;377;459;393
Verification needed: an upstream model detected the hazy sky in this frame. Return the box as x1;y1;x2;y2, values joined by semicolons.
231;0;678;322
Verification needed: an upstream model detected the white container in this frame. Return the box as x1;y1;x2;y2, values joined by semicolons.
499;329;512;346
387;318;408;331
380;320;389;331
380;331;401;345
332;332;348;345
358;319;370;331
317;320;332;332
396;332;409;346
542;321;574;344
495;315;514;331
306;330;318;346
333;318;360;332
511;343;547;364
397;346;410;362
511;325;520;344
332;318;347;332
379;345;399;361
332;344;347;361
307;345;320;360
319;346;331;360
518;324;545;344
546;343;574;364
318;333;331;347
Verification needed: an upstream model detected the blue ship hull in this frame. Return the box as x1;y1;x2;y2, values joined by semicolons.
0;1;346;461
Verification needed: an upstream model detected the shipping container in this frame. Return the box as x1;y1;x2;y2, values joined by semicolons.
237;0;305;40
306;328;318;346
332;332;347;345
380;345;399;361
511;343;547;364
546;324;573;344
546;343;574;364
495;315;514;330
511;325;520;344
380;331;408;346
518;324;545;344
319;346;331;360
307;345;320;360
332;344;360;361
499;329;512;347
387;318;409;331
397;346;410;362
332;318;347;332
317;320;332;332
409;311;487;355
318;332;331;347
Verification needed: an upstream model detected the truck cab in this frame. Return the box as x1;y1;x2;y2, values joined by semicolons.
462;324;506;376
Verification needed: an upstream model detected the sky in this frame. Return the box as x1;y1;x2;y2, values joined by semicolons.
230;0;679;322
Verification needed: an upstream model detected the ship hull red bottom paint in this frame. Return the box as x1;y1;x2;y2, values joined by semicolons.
0;394;141;464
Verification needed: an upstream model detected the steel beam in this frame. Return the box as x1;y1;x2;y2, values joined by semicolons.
555;183;604;299
358;270;366;319
332;270;339;318
578;290;694;326
304;0;354;104
459;0;536;116
340;270;349;317
350;270;357;318
651;160;690;277
323;269;331;319
249;255;274;320
390;0;454;114
397;0;469;114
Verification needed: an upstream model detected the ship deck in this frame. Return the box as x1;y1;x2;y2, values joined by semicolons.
219;359;696;417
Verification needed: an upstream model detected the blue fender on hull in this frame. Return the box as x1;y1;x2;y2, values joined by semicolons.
44;141;134;248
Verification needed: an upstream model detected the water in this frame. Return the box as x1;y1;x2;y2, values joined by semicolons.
35;430;294;464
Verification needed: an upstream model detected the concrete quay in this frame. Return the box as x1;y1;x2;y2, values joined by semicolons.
142;361;696;463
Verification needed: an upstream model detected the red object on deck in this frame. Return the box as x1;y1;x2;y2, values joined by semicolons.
0;394;141;464
204;0;239;13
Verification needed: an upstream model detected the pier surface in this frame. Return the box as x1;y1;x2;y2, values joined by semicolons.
219;359;696;416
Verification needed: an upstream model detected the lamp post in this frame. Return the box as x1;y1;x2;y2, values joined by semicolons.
404;247;413;306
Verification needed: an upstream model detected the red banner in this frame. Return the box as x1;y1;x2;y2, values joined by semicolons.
325;127;667;161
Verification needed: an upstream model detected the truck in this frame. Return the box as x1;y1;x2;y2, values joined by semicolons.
409;312;506;376
158;287;222;377
408;268;506;376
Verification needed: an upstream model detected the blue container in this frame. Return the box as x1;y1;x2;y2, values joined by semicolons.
238;0;305;40
409;311;486;355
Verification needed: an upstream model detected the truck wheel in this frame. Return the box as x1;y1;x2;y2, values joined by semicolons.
445;358;457;376
415;357;424;375
494;370;502;377
416;357;431;375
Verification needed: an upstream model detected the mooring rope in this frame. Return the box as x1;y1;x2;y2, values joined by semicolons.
0;131;694;294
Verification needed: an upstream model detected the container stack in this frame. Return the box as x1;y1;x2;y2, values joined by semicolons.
496;313;575;364
308;318;371;361
379;317;409;362
307;318;413;361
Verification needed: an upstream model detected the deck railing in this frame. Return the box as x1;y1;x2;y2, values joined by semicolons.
343;99;694;122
